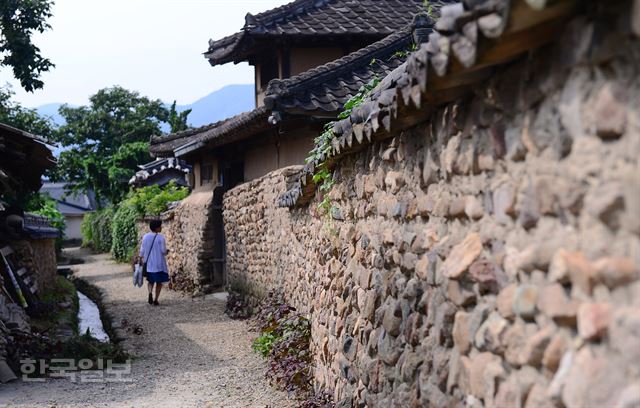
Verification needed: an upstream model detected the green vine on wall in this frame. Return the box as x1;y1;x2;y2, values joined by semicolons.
306;76;381;216
423;0;434;18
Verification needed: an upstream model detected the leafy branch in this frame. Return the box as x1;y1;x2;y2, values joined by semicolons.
423;0;434;18
306;77;381;216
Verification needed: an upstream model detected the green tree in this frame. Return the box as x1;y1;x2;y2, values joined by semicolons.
0;0;54;92
167;101;191;133
0;84;54;139
51;86;181;205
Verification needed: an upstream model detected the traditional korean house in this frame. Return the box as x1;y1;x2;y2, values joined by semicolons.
0;122;59;296
0;122;59;382
0;123;56;205
147;0;451;291
150;0;440;187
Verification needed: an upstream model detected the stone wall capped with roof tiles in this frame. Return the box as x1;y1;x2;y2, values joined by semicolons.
222;11;640;406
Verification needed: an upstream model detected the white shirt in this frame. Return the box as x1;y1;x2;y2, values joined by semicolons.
139;232;169;273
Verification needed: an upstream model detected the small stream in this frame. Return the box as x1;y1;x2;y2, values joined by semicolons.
77;292;110;342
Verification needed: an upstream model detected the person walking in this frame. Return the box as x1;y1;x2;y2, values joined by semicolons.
138;219;169;306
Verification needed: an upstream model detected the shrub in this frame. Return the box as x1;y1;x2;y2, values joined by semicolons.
252;332;279;357
80;182;188;260
225;291;252;320
80;208;115;253
252;291;314;397
300;393;335;408
81;208;114;253
111;202;138;262
94;208;114;252
267;314;312;395
128;181;188;216
254;291;295;333
80;211;95;247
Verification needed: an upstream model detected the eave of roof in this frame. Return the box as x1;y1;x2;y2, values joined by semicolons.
0;122;57;195
154;28;417;158
149;107;270;158
278;0;583;208
204;0;426;66
131;158;192;185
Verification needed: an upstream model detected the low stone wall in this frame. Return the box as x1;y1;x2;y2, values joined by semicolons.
12;239;57;294
223;15;640;408
31;240;57;293
224;166;322;309
137;190;216;293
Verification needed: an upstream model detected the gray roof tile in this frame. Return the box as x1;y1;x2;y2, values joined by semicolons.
150;108;270;157
205;0;426;65
278;0;582;208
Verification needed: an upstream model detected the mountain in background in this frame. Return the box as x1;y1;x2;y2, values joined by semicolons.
36;102;71;126
177;84;254;127
35;84;255;130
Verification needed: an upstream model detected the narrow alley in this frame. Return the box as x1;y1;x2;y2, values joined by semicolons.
1;248;295;408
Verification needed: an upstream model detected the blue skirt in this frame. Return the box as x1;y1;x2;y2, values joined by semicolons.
146;271;169;283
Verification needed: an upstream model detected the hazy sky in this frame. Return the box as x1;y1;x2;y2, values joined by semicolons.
0;0;290;108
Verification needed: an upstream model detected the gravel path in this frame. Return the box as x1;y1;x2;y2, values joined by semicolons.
0;248;296;408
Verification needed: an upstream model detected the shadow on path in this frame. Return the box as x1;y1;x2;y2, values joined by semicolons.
0;248;295;408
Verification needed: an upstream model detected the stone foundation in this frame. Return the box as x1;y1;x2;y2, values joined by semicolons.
223;15;640;408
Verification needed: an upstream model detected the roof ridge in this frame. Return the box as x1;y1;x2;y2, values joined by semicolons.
150;121;222;144
246;0;333;29
150;106;268;144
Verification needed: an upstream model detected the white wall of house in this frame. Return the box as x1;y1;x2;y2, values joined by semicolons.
64;214;85;240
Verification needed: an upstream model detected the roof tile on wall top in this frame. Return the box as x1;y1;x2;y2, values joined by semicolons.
277;0;582;208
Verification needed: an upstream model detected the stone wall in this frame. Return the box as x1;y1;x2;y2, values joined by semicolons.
224;165;322;309
12;239;57;294
223;16;640;408
137;190;217;293
30;239;57;293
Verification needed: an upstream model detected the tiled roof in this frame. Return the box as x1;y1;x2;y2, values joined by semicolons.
22;213;61;240
40;182;98;215
151;26;417;157
0;122;56;196
205;0;426;66
153;4;456;158
278;0;582;207
149;107;270;158
263;16;425;115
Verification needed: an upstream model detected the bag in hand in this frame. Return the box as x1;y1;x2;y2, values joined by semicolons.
133;264;144;287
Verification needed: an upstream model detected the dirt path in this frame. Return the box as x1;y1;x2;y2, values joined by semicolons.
0;248;295;408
